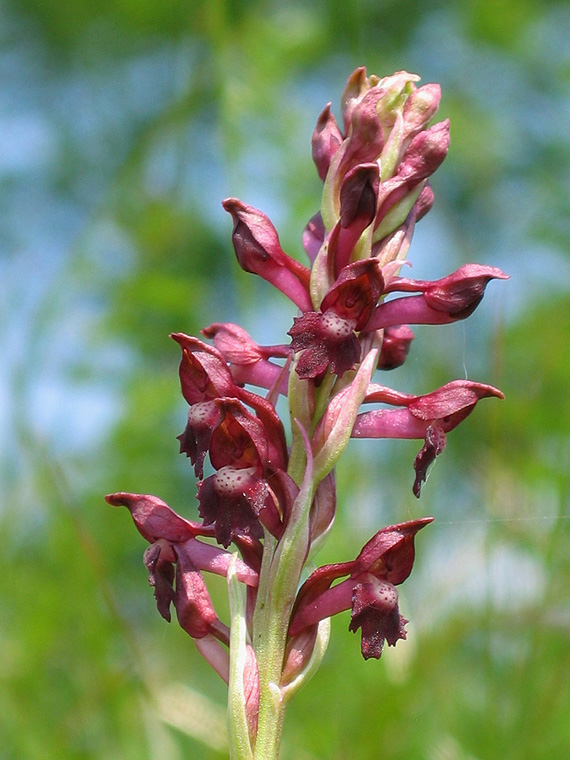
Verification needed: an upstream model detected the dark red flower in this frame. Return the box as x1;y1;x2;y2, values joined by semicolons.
353;379;505;495
106;492;259;638
197;466;272;548
289;310;360;379
289;259;383;379
289;518;432;659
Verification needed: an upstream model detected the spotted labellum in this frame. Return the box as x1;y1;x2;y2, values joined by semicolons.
106;67;506;760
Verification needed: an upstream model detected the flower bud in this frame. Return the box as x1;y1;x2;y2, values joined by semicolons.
375;70;420;128
402;83;441;140
340;66;370;133
397;119;450;183
414;182;434;221
311;102;343;181
343;88;385;166
377;325;415;370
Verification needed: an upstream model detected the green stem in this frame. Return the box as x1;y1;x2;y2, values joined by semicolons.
311;370;336;435
252;442;316;759
227;555;254;760
249;361;337;758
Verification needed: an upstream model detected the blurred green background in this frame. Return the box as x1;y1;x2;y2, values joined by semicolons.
2;0;570;758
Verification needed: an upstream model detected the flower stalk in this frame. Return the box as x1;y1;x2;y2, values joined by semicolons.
105;67;507;760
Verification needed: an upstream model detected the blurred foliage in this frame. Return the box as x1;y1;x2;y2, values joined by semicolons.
1;0;569;758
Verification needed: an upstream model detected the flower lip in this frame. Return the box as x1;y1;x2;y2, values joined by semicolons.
288;310;361;379
349;577;408;659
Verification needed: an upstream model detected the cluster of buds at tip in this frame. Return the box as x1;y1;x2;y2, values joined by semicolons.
106;68;507;750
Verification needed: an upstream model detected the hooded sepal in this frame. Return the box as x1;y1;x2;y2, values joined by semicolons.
222;198;312;312
105;491;212;543
365;264;508;331
171;333;237;404
385;263;510;318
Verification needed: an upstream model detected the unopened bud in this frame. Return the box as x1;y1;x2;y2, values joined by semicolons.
398;119;450;183
312;103;343;181
414;183;435;221
377;325;415;370
402;83;441;139
340;66;370;133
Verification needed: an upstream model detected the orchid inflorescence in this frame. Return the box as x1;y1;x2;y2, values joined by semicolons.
106;67;507;759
